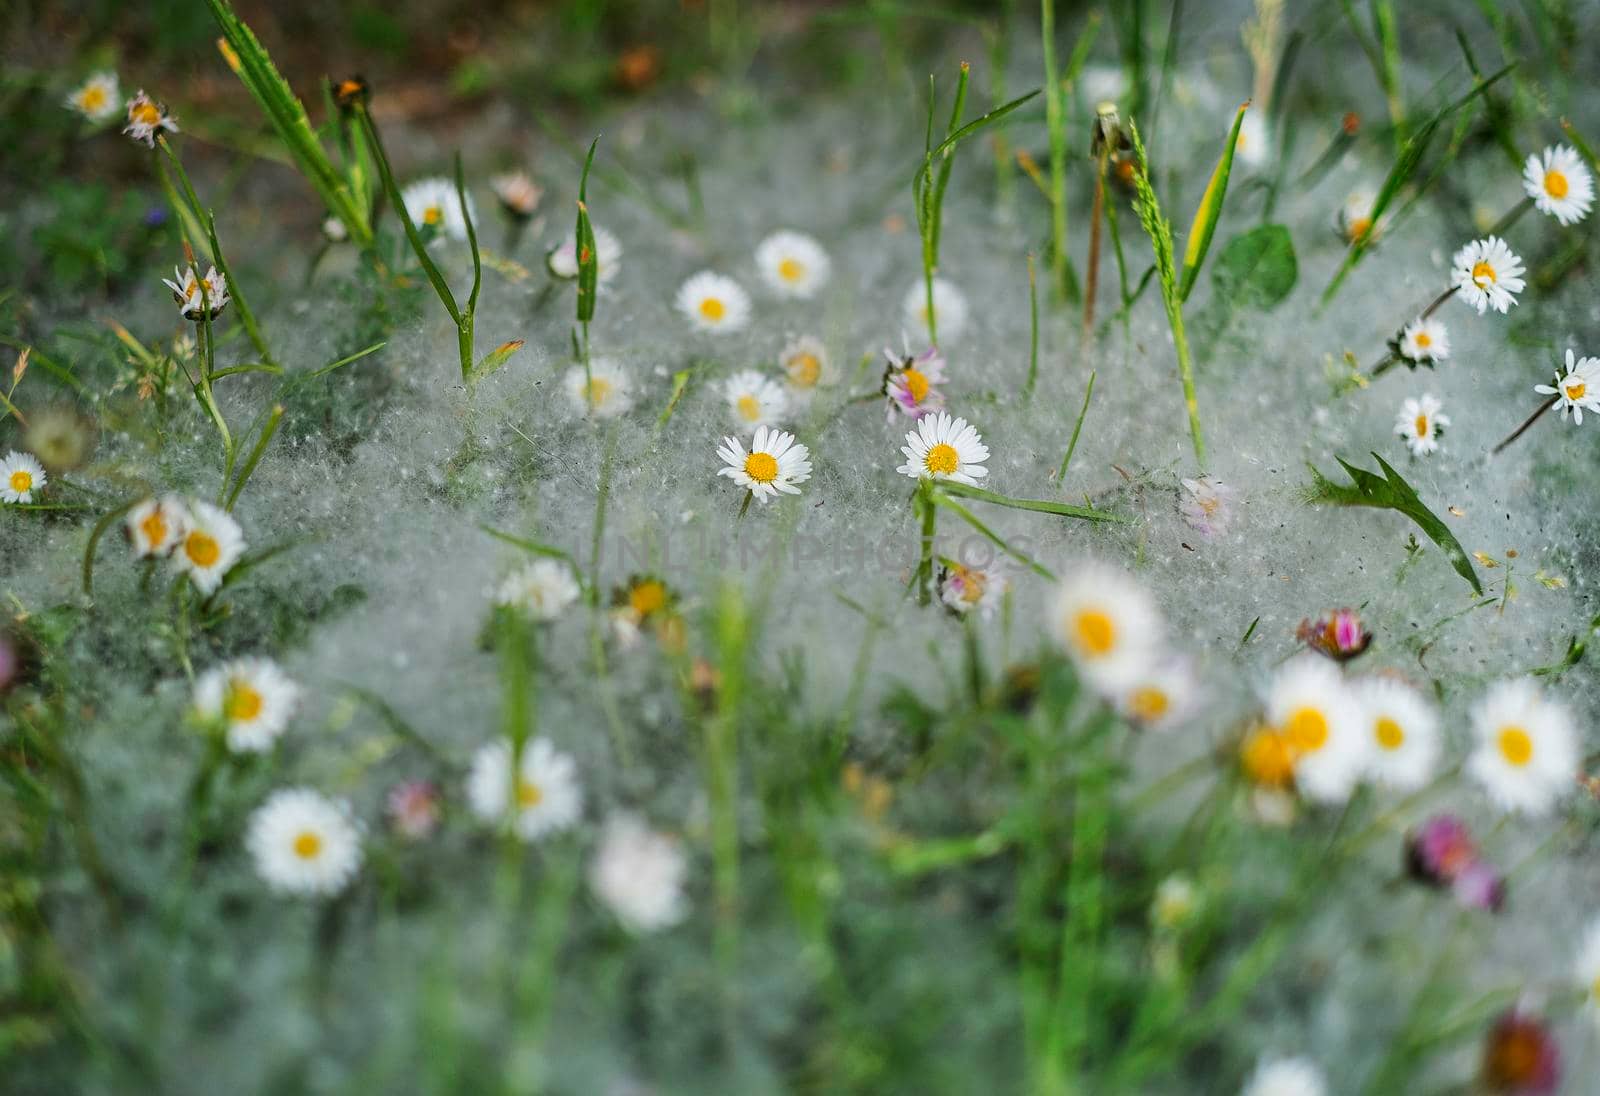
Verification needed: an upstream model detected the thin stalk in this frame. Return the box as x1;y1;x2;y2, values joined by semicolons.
1041;0;1070;302
1056;370;1096;482
1024;253;1040;397
915;482;937;604
1493;395;1559;455
1084;147;1109;335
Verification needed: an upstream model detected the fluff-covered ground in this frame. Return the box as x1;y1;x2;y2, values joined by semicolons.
4;1;1600;1092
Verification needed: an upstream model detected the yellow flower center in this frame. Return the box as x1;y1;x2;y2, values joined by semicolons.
584;377;613;407
1415;331;1432;348
924;442;960;476
744;451;779;483
1374;716;1405;751
1497;725;1533;767
9;470;32;494
1414;414;1429;437
292;831;322;859
777;257;805;282
1130;686;1170;722
901;367;930;403
1566;381;1587;401
185;530;221;568
1241;726;1295;787
130;100;161;126
737;394;762;421
225;680;264;723
788;352;821;387
80;86;108;111
422;205;444;227
140;509;168;546
1471;260;1497;286
1073;608;1115;657
1348;216;1371;242
699;296;726;322
1545;170;1570;199
516;779;543;808
1284;707;1328;753
629;580;667;616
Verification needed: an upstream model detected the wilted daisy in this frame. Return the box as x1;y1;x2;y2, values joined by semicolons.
1179;475;1236;539
716;425;812;503
163;265;230;322
1050;563;1164;687
193;657;301;754
609;575;681;651
490;171;543;219
1533;348;1600;424
174;500;245;595
1480;1008;1561;1095
1395;393;1449;456
779;335;833;394
897;412;988;485
724;369;790;428
1575;918;1600;1029
1;450;46;504
1233;108;1270;170
494;559;582;621
1356;677;1440;791
1266;656;1367;805
1398;317;1449;365
563;358;633;418
902;277;968;343
122;90;178;146
21;405;96;473
64;72;120;123
386;780;441;840
125;495;188;557
466;738;582;842
1467;677;1579;816
937;562;1007;617
548;224;623;285
401;177;476;242
1336;189;1382;245
1522;144;1594;226
1450;236;1525;314
1105;656;1198;731
677;271;751;334
246;788;362;897
755;230;831;299
1241;1055;1325;1096
589;813;689;933
883;345;947;420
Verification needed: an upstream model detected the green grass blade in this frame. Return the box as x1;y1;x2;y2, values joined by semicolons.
933;479;1127;523
576;136;601;325
1177;102;1248;302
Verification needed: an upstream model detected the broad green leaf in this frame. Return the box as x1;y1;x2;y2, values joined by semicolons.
1211;224;1297;310
1304;452;1482;593
1178;103;1248;302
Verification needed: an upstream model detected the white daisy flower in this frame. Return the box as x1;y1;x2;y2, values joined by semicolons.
1467;677;1579;816
162;265;230;321
563;358;633;418
1;450;46;504
65;72;120;123
1395;393;1449;456
1522;145;1594;226
548;224;623;285
1179;475;1237;539
937;562;1007;617
466;738;583;842
589;812;689;933
1266;656;1367;805
755;230;831;299
173;500;245;595
1105;656;1199;732
896;412;989;486
677;271;751;334
724;369;789;428
494;559;582;622
779;335;833;393
1534;348;1600;424
1241;1055;1325;1096
122;90;178;146
490;171;543;219
1355;678;1440;791
902;277;969;343
246;788;362;897
1576;918;1600;1029
1233;109;1270;170
1450;236;1525;314
1050;563;1164;689
400;177;477;242
1398;317;1449;365
126;495;189;557
1336;189;1381;244
193;657;301;754
716;425;812;503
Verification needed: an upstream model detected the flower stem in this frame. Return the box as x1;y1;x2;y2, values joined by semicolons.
1492;394;1559;455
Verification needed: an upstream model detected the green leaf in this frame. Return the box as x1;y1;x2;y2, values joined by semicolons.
932;480;1128;523
575;136;601;325
1177;102;1248;302
1304;452;1482;593
1211;224;1297;310
472;339;525;381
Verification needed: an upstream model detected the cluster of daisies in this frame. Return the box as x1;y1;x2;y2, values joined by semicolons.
1370;144;1594;459
124;495;246;594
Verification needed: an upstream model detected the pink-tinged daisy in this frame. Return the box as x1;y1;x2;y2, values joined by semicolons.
1522;144;1593;226
937;562;1006;617
716;425;811;503
883;345;947;420
1179;475;1236;538
1450;236;1525;314
1481;1007;1560;1095
896;412;988;486
1533;349;1600;424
